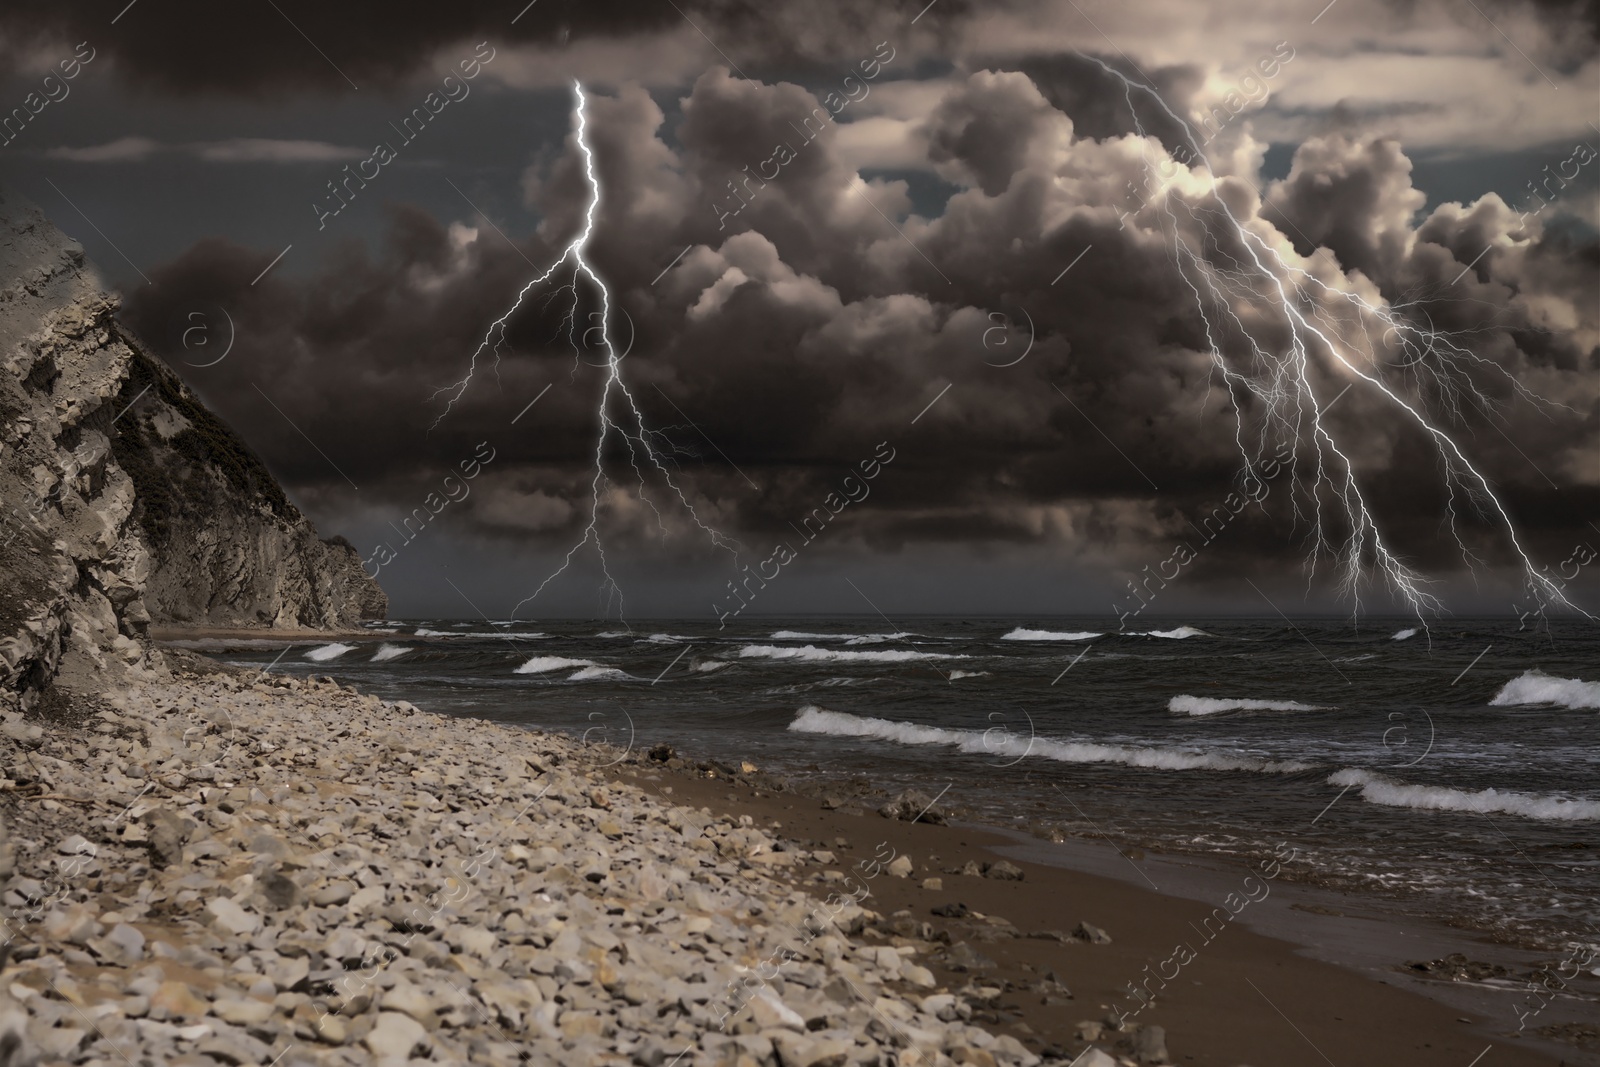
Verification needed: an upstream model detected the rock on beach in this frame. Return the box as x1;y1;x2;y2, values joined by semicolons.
0;668;1066;1066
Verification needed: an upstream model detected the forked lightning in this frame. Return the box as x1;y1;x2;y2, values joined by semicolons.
432;82;736;619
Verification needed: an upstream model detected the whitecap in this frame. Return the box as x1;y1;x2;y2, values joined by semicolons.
515;656;601;674
694;660;731;673
1489;670;1600;711
568;666;631;681
771;630;915;644
1391;627;1419;641
304;643;354;662
1169;695;1329;716
1001;628;1100;641
1134;626;1212;639
417;629;544;638
1329;768;1600;822
596;630;630;638
948;669;990;680
371;643;411;662
644;633;695;643
788;707;1312;774
738;644;965;664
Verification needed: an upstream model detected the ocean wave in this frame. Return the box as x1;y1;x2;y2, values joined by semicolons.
644;633;694;643
416;629;545;638
764;678;863;694
693;660;731;673
948;670;990;680
515;656;601;675
568;666;631;681
1169;695;1329;716
1001;628;1100;641
304;643;354;662
371;643;411;662
596;630;630;638
1134;626;1212;639
1391;627;1419;641
1489;670;1600;711
771;630;915;644
738;644;965;664
1329;769;1600;822
788;707;1312;774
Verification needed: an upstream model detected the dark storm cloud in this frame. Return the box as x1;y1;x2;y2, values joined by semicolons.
117;62;1597;596
0;0;683;95
0;0;999;96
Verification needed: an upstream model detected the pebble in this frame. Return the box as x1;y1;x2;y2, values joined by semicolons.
0;671;1095;1067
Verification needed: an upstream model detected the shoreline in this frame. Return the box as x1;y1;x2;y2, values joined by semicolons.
14;643;1586;1064
0;654;1153;1066
615;753;1597;1066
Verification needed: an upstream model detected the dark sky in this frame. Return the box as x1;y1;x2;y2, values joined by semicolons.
1;0;1595;620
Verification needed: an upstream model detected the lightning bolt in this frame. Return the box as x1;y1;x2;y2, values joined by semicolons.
433;82;738;620
1078;54;1587;634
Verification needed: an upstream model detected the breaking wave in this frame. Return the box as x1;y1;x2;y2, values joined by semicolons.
371;644;411;662
569;666;631;681
771;630;916;644
788;706;1312;774
1001;628;1100;641
304;643;354;662
1329;769;1600;822
515;656;601;674
738;645;964;664
1391;628;1419;641
1134;626;1212;639
1169;695;1329;716
1489;670;1600;711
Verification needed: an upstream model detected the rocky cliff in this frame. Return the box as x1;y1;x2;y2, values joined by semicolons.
0;185;385;707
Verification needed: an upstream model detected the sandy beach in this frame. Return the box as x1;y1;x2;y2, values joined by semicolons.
630;760;1593;1067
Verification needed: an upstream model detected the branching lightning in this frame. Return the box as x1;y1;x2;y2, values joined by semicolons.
1082;54;1587;631
433;82;737;619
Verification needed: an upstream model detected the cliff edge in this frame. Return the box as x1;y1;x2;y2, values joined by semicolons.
0;185;385;707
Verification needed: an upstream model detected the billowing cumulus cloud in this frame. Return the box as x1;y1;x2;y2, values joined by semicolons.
113;56;1597;617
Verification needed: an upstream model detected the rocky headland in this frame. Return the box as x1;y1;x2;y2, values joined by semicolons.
0;184;384;715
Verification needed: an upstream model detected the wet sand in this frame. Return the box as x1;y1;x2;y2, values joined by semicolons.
619;763;1593;1067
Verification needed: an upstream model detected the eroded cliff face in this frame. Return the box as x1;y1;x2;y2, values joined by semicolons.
0;186;384;707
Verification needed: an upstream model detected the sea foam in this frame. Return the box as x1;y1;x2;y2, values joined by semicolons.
515;656;601;674
1489;670;1600;711
1169;695;1328;716
304;643;354;662
738;645;964;664
1001;628;1100;641
371;643;411;662
788;706;1312;774
1329;769;1600;822
772;630;915;644
568;666;631;681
